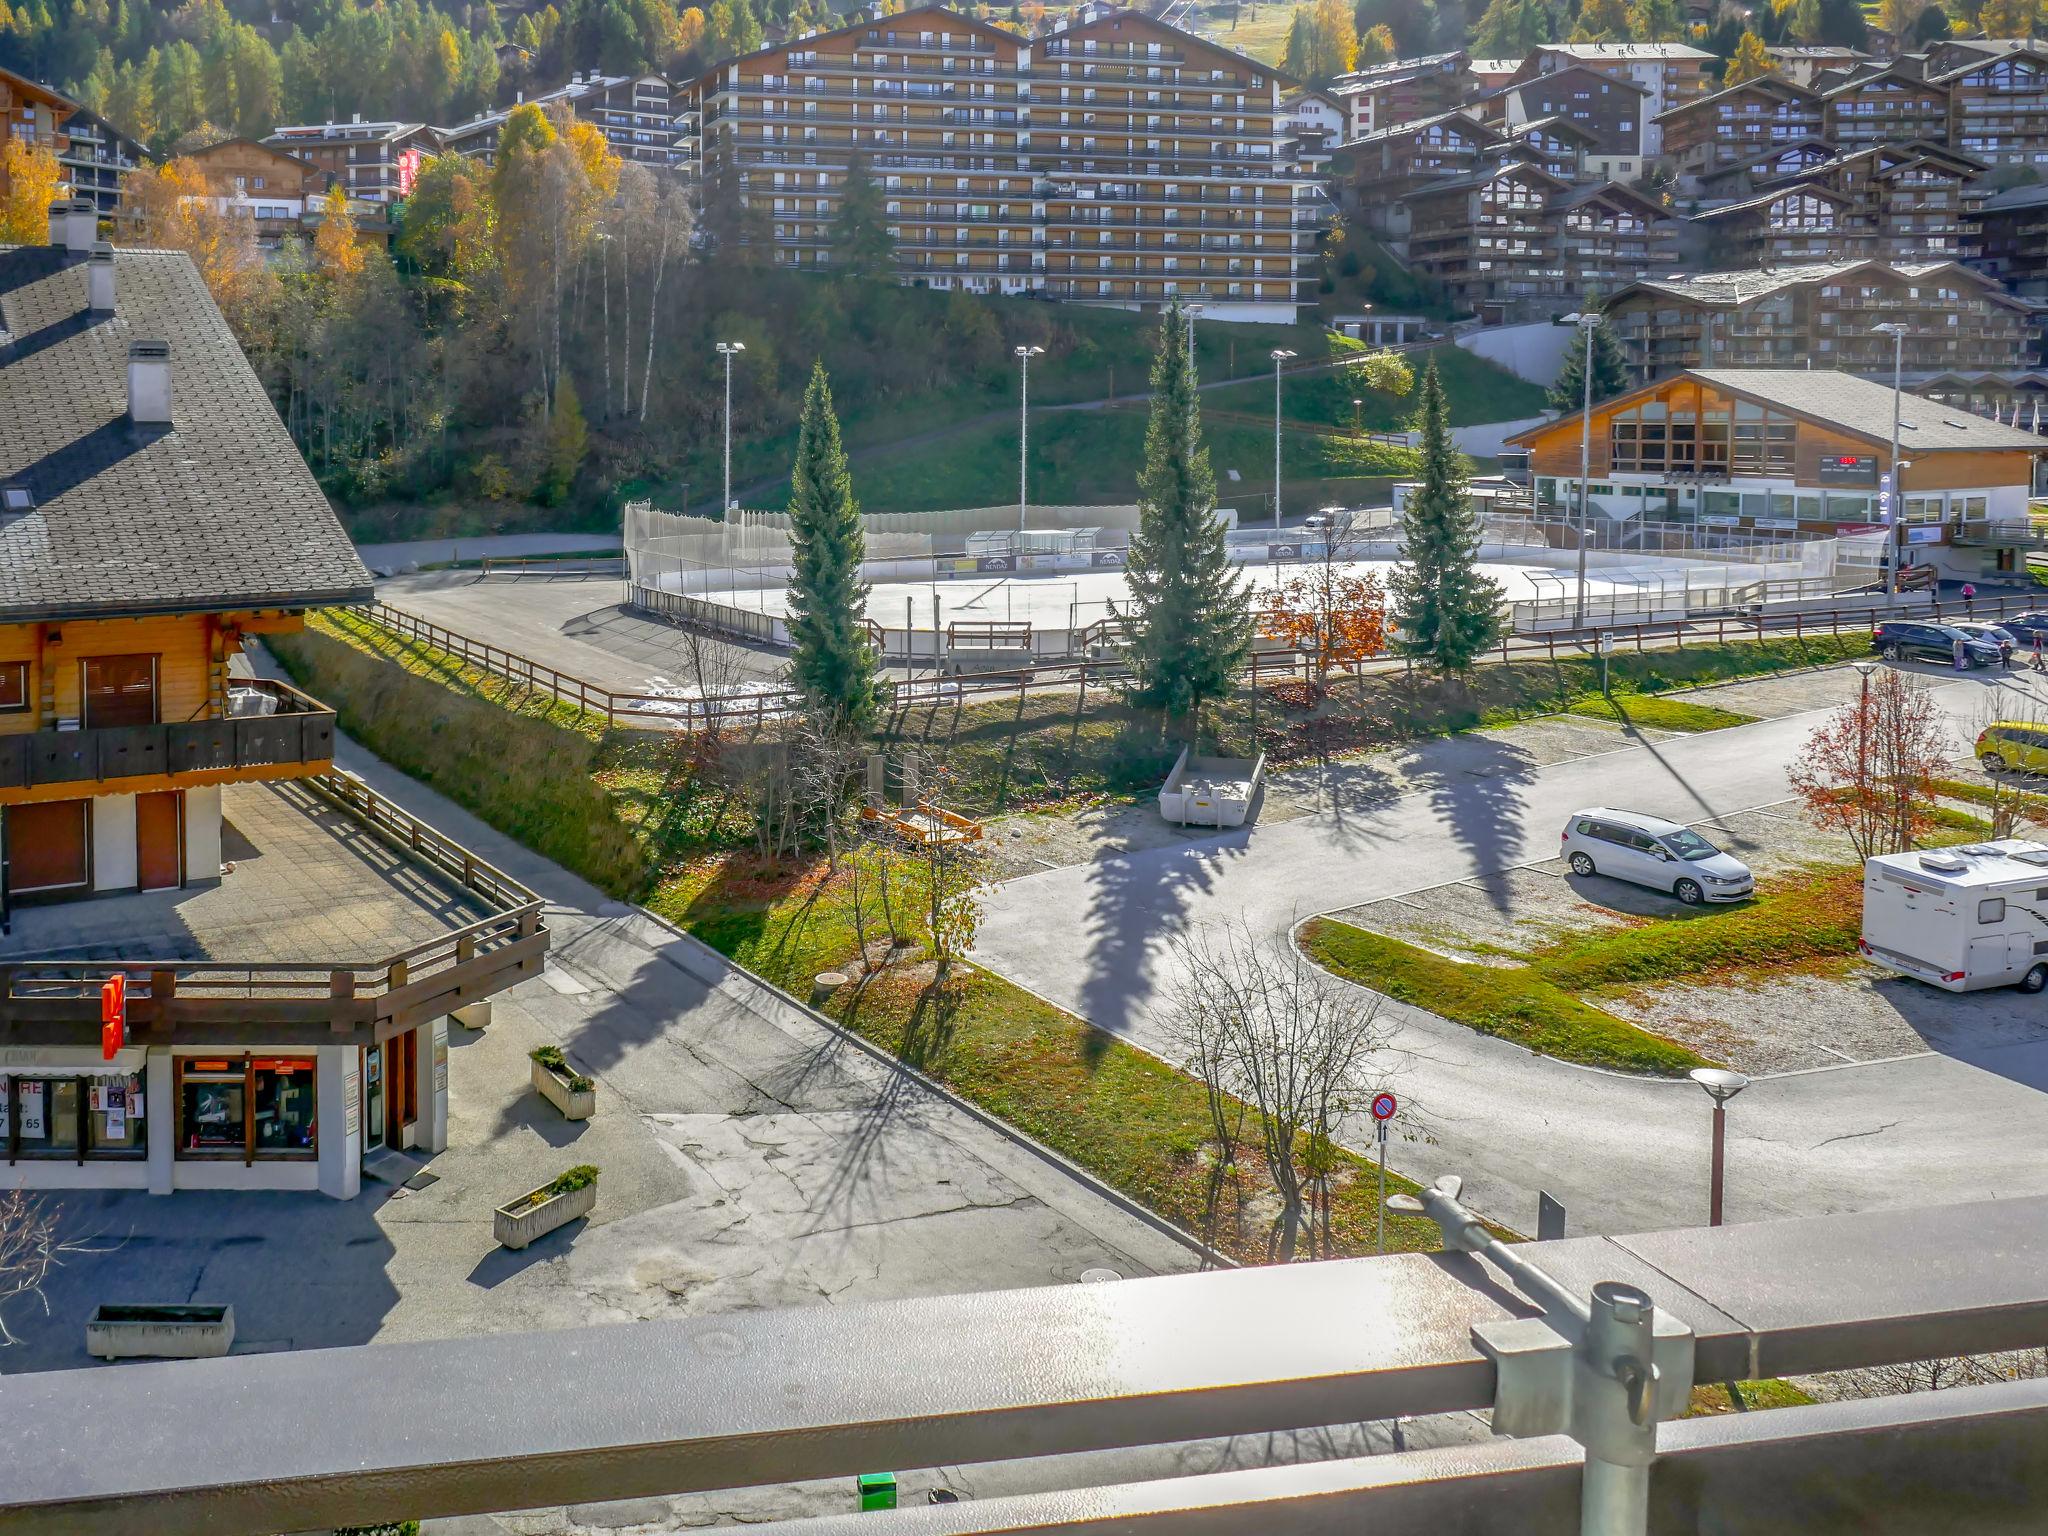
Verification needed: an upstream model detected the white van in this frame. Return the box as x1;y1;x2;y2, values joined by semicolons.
1860;841;2048;993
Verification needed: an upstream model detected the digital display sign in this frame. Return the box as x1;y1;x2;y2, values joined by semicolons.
1816;453;1879;486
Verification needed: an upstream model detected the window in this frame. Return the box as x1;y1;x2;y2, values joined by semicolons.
176;1057;316;1161
4;1073;145;1161
1979;897;2006;925
81;653;157;729
0;660;25;713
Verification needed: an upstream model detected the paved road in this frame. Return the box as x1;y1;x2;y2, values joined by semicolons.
972;666;2048;1237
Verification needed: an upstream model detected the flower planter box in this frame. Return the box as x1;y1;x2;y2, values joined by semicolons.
531;1058;595;1121
493;1179;597;1251
86;1303;235;1361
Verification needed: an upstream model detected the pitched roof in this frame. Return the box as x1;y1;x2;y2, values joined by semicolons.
1980;181;2048;214
1535;41;1715;61
0;64;77;116
1690;180;1850;219
1652;74;1819;123
0;244;371;622
1351;108;1498;146
1605;259;2026;311
1689;369;2048;452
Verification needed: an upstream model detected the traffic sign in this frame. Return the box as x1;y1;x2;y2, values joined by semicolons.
1371;1091;1397;1121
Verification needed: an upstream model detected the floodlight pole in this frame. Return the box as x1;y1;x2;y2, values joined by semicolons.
1873;322;1906;605
1271;348;1296;530
1016;345;1043;536
1571;312;1600;632
717;341;745;518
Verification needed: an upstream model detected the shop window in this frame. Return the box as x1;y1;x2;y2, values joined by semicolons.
176;1057;317;1161
4;1073;145;1161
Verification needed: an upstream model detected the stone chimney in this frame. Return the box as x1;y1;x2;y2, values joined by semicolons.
88;244;116;313
128;341;172;426
47;201;67;248
63;199;99;255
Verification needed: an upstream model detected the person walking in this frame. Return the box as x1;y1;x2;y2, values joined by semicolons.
1954;633;1969;672
2001;634;2016;671
1962;582;1977;615
2033;632;2046;675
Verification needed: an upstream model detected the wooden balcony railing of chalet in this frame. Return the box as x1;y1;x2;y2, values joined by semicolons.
0;677;336;794
0;771;548;1051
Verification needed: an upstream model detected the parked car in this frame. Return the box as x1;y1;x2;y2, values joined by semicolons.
1952;621;2018;660
1561;808;1755;905
1870;620;2004;668
1993;610;2048;649
1977;721;2048;776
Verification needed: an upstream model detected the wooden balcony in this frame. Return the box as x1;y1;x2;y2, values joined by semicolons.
0;679;335;796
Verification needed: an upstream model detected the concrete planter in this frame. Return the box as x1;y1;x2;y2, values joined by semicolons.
86;1303;235;1360
493;1179;597;1250
531;1058;595;1121
452;1001;492;1030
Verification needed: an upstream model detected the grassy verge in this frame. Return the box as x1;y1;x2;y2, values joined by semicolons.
1688;1379;1818;1416
272;611;1451;1260
1566;693;1758;733
1300;919;1710;1076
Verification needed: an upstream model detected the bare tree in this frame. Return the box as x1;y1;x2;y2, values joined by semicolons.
1789;667;1951;859
0;1192;68;1348
1164;919;1393;1261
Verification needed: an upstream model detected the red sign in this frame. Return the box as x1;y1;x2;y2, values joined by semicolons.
100;974;125;1061
395;146;423;197
1371;1092;1398;1121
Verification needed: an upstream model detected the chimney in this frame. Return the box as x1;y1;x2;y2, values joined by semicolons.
47;201;67;247
63;198;99;254
128;341;172;426
88;243;115;312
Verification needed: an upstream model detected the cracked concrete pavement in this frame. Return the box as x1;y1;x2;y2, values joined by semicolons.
971;662;2048;1237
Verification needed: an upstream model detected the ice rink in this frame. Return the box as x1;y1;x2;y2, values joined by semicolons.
701;554;1720;633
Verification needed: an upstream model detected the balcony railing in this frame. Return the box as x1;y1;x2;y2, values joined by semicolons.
0;678;335;793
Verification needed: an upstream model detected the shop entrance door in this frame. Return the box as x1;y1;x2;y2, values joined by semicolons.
362;1045;385;1153
136;792;182;891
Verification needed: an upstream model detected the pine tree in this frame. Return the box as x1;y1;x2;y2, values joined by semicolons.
1546;321;1630;414
1723;29;1777;84
829;151;896;280
1122;299;1253;741
785;361;878;731
1390;361;1503;676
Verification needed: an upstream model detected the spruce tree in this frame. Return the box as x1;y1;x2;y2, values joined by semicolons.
1390;361;1503;676
829;151;897;281
785;361;878;730
1123;299;1252;741
1546;321;1630;415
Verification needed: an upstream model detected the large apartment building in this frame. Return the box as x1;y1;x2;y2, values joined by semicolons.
693;5;1317;321
439;70;694;170
262;116;442;203
1655;77;1824;183
1328;50;1471;139
1601;260;2037;385
1513;42;1716;153
54;107;148;221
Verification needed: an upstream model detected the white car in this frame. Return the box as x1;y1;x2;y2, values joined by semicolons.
1560;808;1755;905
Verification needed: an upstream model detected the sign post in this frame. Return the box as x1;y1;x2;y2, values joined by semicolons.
100;974;126;1062
1370;1092;1398;1253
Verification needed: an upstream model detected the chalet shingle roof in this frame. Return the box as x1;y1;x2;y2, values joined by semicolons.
1689;369;2048;452
0;243;372;622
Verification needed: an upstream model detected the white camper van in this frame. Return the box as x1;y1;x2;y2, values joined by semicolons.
1860;840;2048;993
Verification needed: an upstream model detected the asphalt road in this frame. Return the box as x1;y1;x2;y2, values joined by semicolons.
972;666;2048;1238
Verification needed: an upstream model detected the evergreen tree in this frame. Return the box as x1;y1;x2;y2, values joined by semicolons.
829;151;896;280
1122;299;1252;741
1722;29;1776;84
1390;361;1502;676
1546;321;1629;414
1473;0;1561;57
785;361;878;731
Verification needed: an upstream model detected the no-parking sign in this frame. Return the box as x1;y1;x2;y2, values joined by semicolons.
1371;1092;1398;1121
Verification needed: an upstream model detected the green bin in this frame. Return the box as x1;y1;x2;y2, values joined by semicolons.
857;1472;898;1512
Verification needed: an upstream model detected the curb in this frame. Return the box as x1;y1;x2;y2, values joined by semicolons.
621;903;1237;1273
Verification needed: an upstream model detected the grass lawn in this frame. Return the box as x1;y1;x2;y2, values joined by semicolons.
1688;1379;1818;1416
1566;692;1759;733
1200;345;1551;434
1300;919;1712;1076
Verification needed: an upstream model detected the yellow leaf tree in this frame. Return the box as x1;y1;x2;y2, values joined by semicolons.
0;138;62;246
1723;30;1777;85
312;183;365;278
119;157;272;322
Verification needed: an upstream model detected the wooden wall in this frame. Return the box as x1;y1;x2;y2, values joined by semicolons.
0;610;304;736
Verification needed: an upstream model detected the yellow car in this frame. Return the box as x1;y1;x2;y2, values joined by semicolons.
1976;722;2048;775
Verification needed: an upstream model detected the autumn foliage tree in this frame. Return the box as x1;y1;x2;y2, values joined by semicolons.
1788;668;1950;859
0;136;60;245
1266;566;1389;690
119;156;273;320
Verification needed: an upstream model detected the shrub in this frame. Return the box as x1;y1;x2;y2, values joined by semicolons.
547;1165;600;1197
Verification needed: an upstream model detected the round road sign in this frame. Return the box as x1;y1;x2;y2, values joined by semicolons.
1371;1092;1398;1121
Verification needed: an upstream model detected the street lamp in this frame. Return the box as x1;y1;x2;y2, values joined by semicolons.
1015;344;1044;535
1183;302;1204;381
1351;397;1363;437
1271;348;1296;529
1688;1067;1750;1226
715;340;745;517
1872;321;1907;604
1557;311;1602;631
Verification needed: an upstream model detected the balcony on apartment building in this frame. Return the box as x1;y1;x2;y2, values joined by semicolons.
0;678;335;797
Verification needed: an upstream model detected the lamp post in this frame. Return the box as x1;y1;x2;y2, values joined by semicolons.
1558;311;1602;631
1183;302;1204;381
1351;397;1363;437
1015;344;1044;535
716;340;745;517
1872;321;1907;604
1688;1067;1750;1226
1271;347;1296;529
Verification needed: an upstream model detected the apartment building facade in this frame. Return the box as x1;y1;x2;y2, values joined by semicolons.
1486;64;1652;179
54;107;147;220
1933;41;2048;173
1328;50;1471;138
1818;65;1950;151
1655;77;1823;183
177;139;331;249
694;5;1316;321
0;66;75;203
1602;260;2036;385
1509;368;2043;565
262;116;441;203
1516;42;1716;153
439;70;693;169
1966;182;2048;301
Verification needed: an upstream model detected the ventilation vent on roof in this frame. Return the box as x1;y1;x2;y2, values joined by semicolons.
1942;419;1967;428
1918;851;1969;873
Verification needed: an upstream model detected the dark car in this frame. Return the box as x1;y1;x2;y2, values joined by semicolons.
1872;620;2004;668
1994;610;2048;648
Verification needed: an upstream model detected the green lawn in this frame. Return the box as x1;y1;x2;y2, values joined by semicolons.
1566;692;1759;733
1201;344;1551;434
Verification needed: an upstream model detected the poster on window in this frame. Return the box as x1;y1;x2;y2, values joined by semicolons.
105;1107;124;1138
18;1081;44;1140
